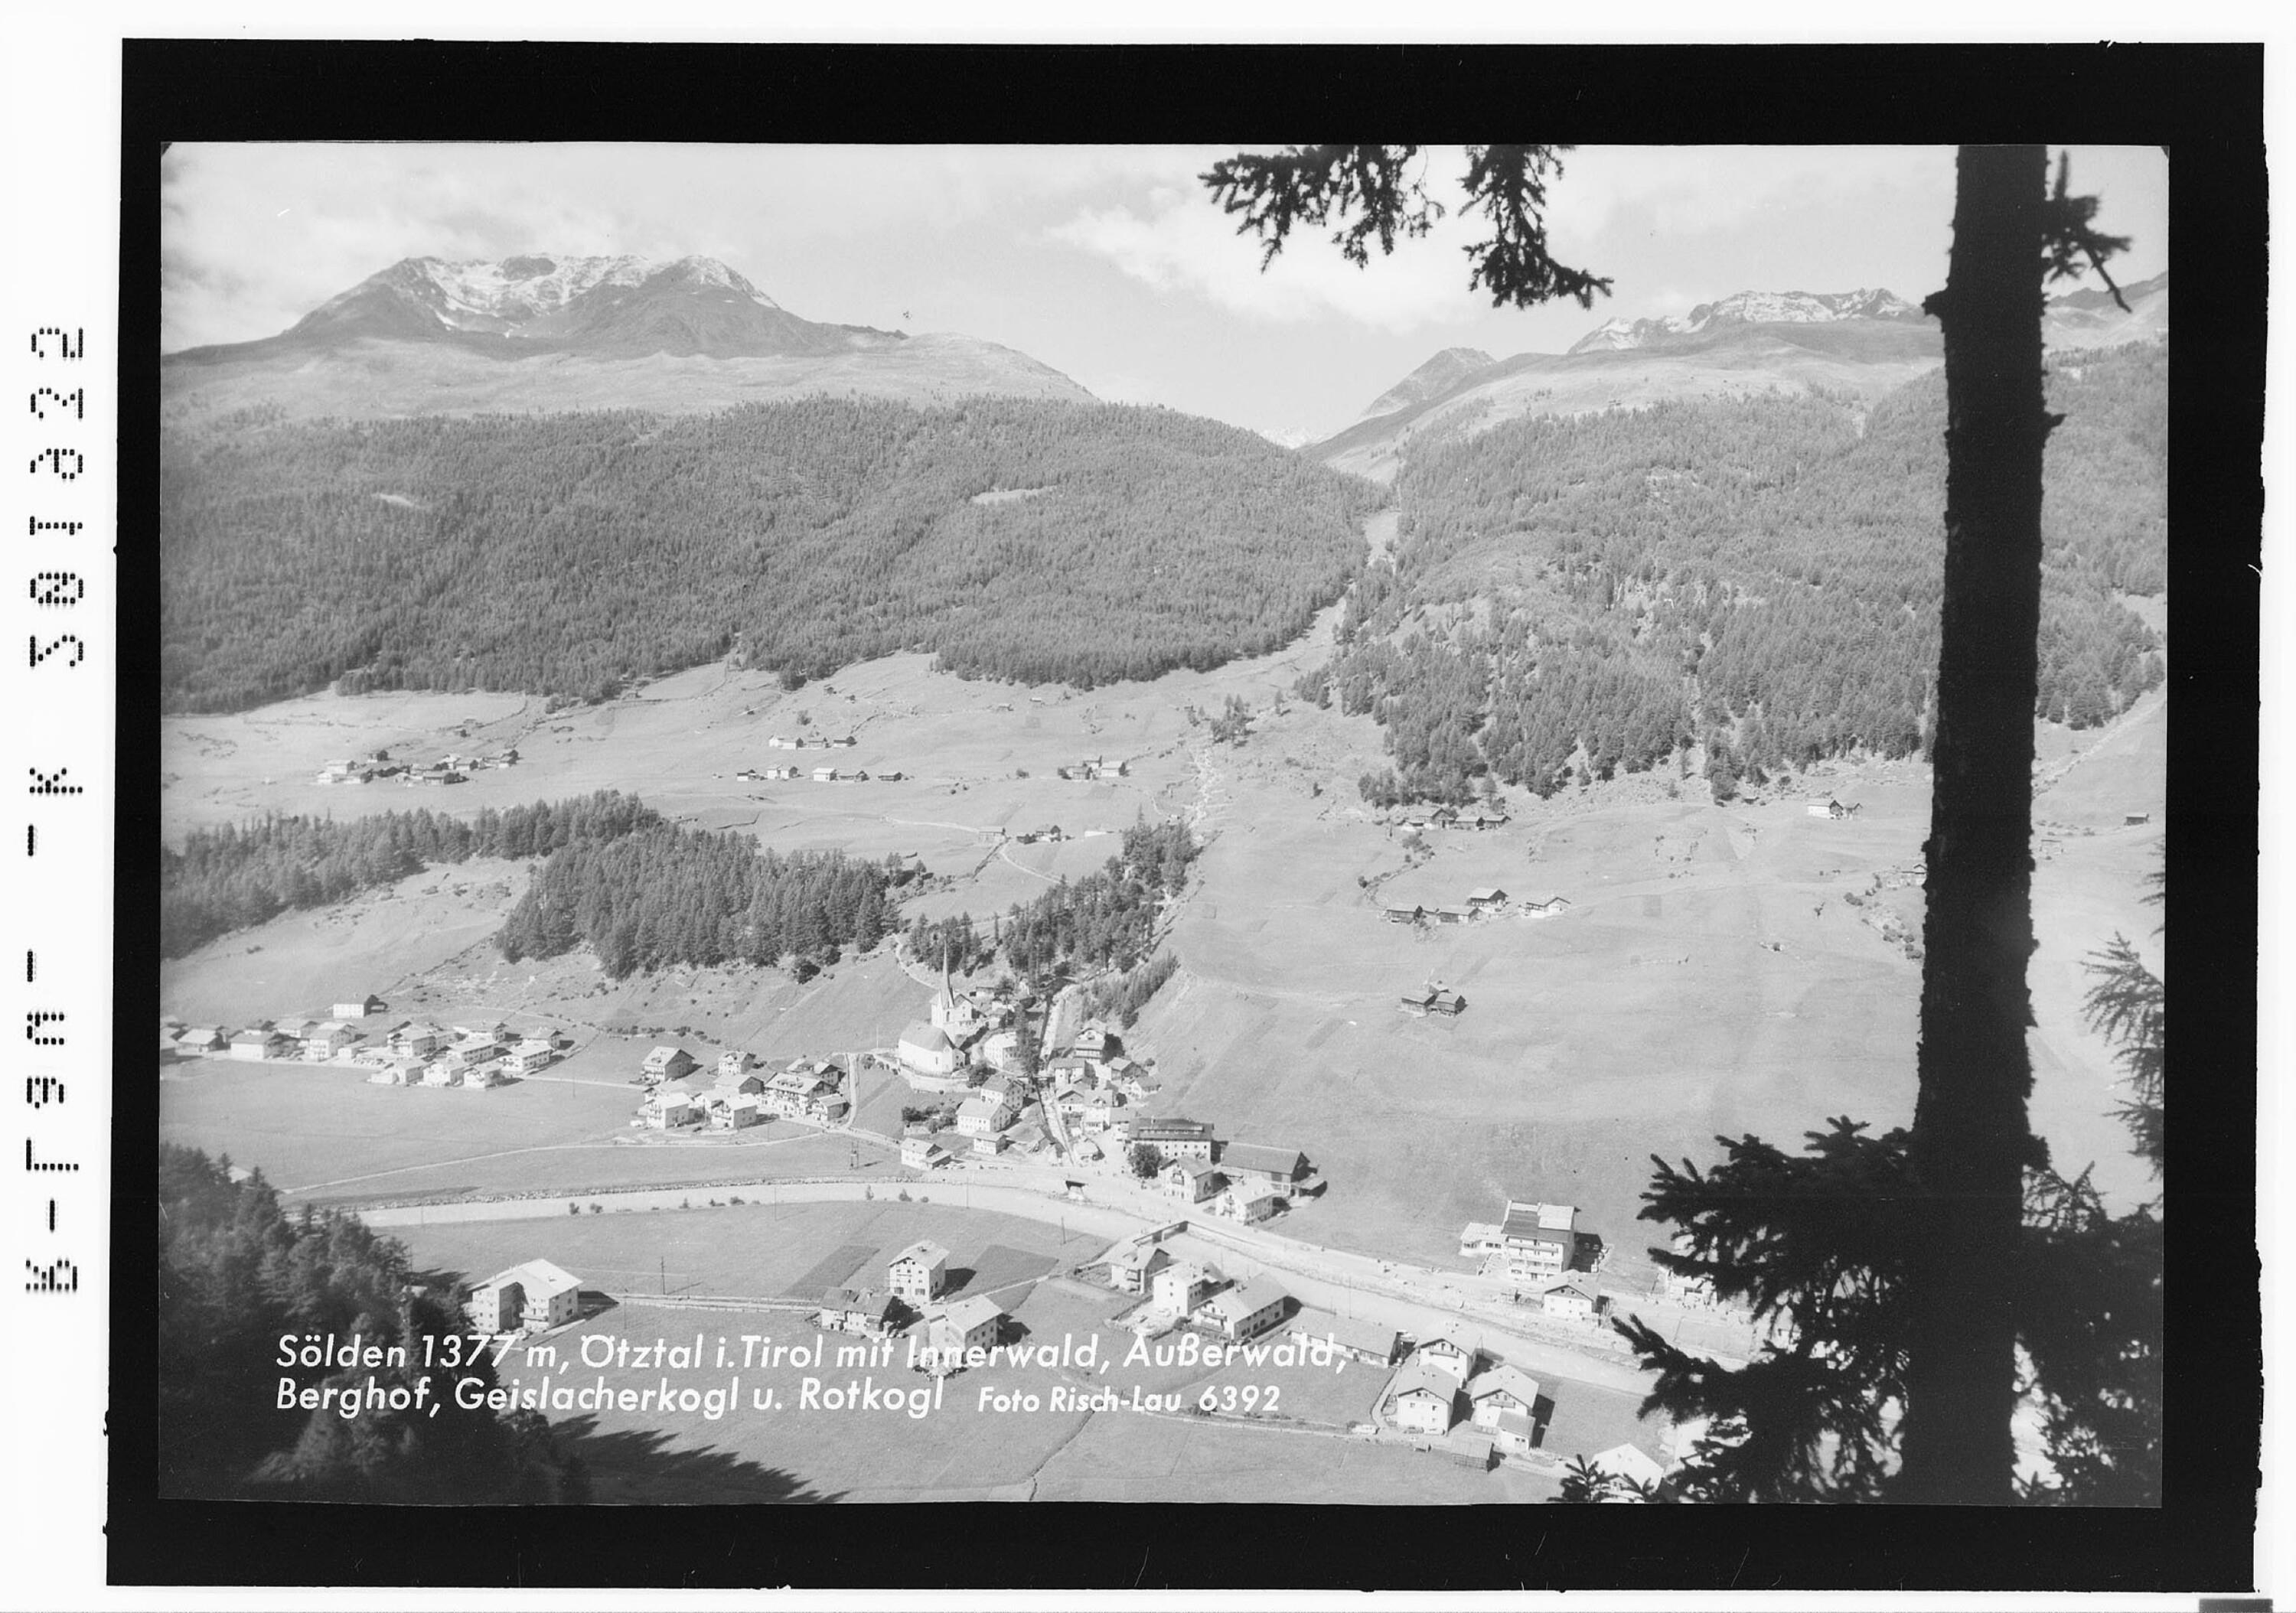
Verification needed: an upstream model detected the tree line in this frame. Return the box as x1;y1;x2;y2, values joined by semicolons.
161;396;1381;712
160;791;660;957
1303;345;2164;803
158;1144;589;1501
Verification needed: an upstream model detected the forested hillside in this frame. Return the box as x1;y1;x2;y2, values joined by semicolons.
159;1145;589;1501
160;396;1380;712
495;822;896;979
1315;342;2164;803
160;792;660;958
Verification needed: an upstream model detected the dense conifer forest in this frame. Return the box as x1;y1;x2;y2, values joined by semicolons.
1313;342;2165;803
495;823;895;978
904;820;1200;984
158;1145;589;1501
160;792;660;957
160;396;1381;712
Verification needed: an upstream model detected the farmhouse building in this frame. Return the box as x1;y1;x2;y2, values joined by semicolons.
1161;1158;1226;1203
648;1094;700;1128
1465;1364;1542;1429
642;1045;698;1082
955;1093;1014;1138
1431;904;1473;925
927;1295;1004;1358
1536;1274;1603;1322
1285;1308;1401;1368
1199;1279;1288;1341
1500;1200;1579;1281
1413;1320;1482;1382
717;1050;758;1079
1590;1443;1668;1491
332;995;388;1018
889;1241;951;1305
390;1022;448;1057
900;1136;951;1170
1208;1185;1281;1224
227;1029;292;1061
1103;1240;1171;1295
817;1286;902;1338
1130;1117;1217;1162
304;1021;359;1058
1465;887;1508;911
466;1259;581;1334
180;1025;229;1054
1386;1362;1462;1435
1218;1142;1312;1192
1150;1259;1222;1318
1383;902;1425;925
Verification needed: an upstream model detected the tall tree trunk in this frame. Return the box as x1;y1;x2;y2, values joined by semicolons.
1897;144;2052;1504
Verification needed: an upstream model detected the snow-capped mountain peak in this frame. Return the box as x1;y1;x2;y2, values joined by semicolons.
1567;288;1928;354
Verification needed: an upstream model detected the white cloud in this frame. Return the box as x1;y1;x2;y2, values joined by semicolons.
1047;186;1481;333
1544;145;1954;246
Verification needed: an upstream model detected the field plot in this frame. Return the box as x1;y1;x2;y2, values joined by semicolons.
160;858;529;1025
160;1061;636;1196
395;1200;1080;1305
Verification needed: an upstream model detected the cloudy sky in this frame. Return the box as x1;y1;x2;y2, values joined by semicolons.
161;142;2167;441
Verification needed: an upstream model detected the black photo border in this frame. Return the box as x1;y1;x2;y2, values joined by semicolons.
113;37;2264;1594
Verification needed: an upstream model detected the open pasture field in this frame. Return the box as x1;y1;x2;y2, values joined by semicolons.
395;1198;1079;1302
159;1057;638;1195
159;858;530;1027
1141;707;2163;1279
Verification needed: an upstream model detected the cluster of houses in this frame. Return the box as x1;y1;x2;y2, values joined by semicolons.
1388;802;1512;834
464;1258;583;1335
811;1240;1006;1367
1397;982;1468;1018
1054;755;1128;781
1384;888;1571;927
1141;1123;1319;1225
1457;1198;1609;1321
1097;1236;1293;1344
311;747;519;787
161;999;566;1091
1381;1320;1544;1465
734;763;904;784
766;732;859;751
636;1045;850;1131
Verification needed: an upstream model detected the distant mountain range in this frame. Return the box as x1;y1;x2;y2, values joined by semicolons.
163;253;1093;420
1319;274;2167;481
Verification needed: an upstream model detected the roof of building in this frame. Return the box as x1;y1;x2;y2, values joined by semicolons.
901;1023;953;1052
956;1095;1003;1119
1201;1279;1287;1323
1220;1142;1307;1178
1418;1318;1481;1357
1459;1220;1505;1245
1538;1274;1599;1301
933;1295;1004;1330
1105;1241;1169;1272
1502;1201;1577;1243
892;1240;950;1269
644;1044;691;1063
1493;1409;1535;1442
491;1258;580;1299
1287;1308;1400;1362
1166;1157;1219;1178
1465;1363;1543;1408
1466;886;1507;902
1591;1443;1668;1485
1131;1116;1216;1139
823;1286;892;1312
1389;1362;1462;1405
